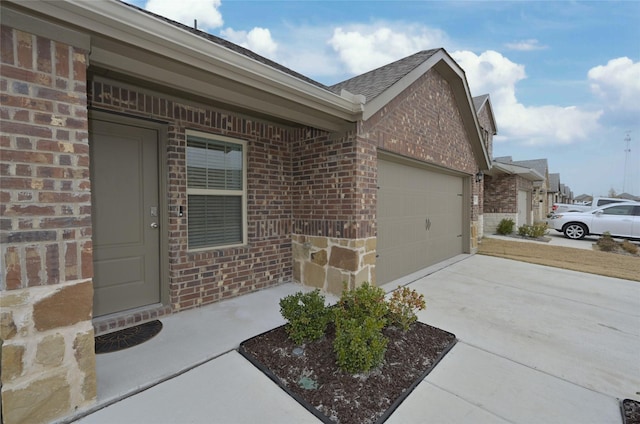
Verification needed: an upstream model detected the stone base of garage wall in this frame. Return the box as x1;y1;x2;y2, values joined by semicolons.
471;218;482;249
292;235;377;295
0;280;96;424
483;213;519;235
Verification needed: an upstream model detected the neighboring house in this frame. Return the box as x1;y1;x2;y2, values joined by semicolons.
560;184;573;203
494;157;550;221
0;1;490;422
483;161;545;233
574;193;593;204
472;94;498;238
618;193;640;201
548;173;561;206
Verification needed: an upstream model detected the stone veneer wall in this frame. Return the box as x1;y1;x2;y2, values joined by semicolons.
292;235;377;293
0;24;97;424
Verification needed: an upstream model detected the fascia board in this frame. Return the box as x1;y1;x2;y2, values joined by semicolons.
489;163;544;181
362;50;491;171
10;0;362;119
433;57;491;171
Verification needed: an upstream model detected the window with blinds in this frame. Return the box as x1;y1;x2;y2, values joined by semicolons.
186;131;247;249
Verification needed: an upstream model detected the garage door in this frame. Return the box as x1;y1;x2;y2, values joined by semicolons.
377;158;464;285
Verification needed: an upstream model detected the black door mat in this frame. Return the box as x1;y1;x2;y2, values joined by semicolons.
95;320;163;354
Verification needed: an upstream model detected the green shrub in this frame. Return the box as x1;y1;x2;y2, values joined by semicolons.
597;232;617;252
333;282;388;373
279;289;332;345
621;240;638;255
335;282;388;325
530;222;548;238
333;315;388;374
387;286;426;331
517;224;529;237
517;222;548;238
496;218;515;235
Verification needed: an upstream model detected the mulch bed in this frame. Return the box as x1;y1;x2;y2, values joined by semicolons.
622;399;640;424
239;321;456;424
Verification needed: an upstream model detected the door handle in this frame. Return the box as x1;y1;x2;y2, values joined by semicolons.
150;222;159;229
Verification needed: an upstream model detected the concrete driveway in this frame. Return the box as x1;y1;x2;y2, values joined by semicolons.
389;254;640;423
75;254;639;424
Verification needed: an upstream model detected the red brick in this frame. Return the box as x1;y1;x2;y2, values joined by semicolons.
4;247;22;289
1;121;52;138
16;30;33;69
1;26;14;64
45;243;59;284
26;246;42;286
55;43;70;78
65;241;78;280
5;204;56;216
36;36;52;73
81;240;93;278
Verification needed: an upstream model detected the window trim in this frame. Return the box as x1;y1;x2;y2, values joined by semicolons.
186;129;248;251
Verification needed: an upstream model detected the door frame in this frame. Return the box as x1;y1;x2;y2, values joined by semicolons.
89;109;170;314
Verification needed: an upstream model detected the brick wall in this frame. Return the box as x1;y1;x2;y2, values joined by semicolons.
1;25;96;424
476;104;495;160
483;174;534;214
89;79;296;312
364;69;483;223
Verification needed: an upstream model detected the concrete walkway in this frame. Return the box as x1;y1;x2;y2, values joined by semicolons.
70;254;639;424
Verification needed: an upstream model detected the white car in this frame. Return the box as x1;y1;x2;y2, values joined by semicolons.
548;202;640;240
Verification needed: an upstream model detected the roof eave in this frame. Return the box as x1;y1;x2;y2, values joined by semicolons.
361;50;491;170
8;0;363;131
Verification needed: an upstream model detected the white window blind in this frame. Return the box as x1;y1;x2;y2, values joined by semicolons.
186;132;246;249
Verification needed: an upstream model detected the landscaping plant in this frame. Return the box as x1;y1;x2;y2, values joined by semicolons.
387;286;426;331
279;289;332;345
279;282;427;374
621;239;638;255
496;218;515;235
333;282;388;373
517;222;548;238
597;232;617;252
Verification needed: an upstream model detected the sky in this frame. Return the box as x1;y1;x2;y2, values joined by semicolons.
125;0;640;197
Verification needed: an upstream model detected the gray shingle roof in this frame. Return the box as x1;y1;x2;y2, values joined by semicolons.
473;94;490;112
548;173;560;192
511;159;548;177
328;49;441;101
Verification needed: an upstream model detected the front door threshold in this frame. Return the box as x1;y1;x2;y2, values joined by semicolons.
93;303;172;336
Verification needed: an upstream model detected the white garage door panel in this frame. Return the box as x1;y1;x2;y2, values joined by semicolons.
377;159;464;285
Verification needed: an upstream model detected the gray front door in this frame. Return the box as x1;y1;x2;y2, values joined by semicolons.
91;119;161;317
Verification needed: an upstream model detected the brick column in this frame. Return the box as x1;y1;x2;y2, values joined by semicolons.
0;24;96;424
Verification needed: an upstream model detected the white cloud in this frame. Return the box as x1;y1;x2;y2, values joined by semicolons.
588;57;640;116
328;24;448;74
145;0;223;30
221;27;278;59
505;39;548;51
453;50;602;146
